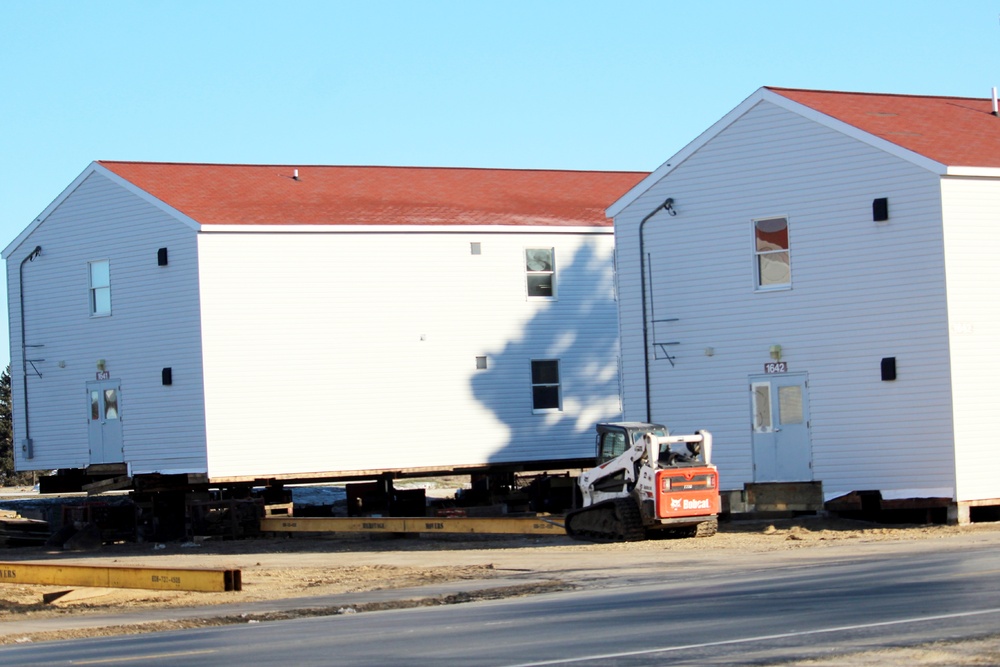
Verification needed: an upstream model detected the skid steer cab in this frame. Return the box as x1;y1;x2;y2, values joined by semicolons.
564;422;720;542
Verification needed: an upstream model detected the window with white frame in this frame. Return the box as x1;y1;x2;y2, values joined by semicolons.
525;248;555;298
531;359;561;412
753;217;790;288
89;260;111;316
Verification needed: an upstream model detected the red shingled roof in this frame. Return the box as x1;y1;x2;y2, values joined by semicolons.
97;162;646;227
768;87;1000;169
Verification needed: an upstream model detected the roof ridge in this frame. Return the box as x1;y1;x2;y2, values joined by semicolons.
96;160;646;176
766;86;989;103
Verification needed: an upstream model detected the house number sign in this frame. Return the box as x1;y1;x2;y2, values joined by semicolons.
96;371;110;380
764;362;788;374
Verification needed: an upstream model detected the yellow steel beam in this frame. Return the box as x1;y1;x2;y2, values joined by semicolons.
261;516;566;536
0;562;241;592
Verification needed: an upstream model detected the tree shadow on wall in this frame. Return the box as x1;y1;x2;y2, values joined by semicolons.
470;242;623;468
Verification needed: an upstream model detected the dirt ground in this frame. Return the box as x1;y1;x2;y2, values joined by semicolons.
4;514;1000;664
0;516;973;613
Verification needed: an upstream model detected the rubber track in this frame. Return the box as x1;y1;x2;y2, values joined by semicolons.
649;516;719;540
565;497;645;542
695;517;718;537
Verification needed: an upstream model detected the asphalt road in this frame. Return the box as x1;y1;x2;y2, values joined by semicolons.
3;542;1000;666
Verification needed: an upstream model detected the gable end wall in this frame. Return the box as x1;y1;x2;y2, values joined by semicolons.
6;172;207;473
615;100;955;499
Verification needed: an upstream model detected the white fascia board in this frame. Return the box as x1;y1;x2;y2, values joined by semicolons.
199;224;613;235
875;488;955;501
606;87;950;219
944;166;1000;178
2;162;202;260
606;87;775;219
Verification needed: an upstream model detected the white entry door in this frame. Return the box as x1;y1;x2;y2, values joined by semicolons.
750;373;812;482
87;381;123;464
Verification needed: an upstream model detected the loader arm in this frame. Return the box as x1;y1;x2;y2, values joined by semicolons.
577;439;652;508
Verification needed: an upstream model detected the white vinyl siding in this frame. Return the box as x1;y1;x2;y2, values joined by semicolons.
614;100;953;498
941;176;1000;502
199;230;620;478
5;171;207;473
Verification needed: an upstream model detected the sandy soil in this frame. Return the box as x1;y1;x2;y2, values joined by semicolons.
3;516;1000;664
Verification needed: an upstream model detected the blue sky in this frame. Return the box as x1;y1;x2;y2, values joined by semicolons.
1;1;999;364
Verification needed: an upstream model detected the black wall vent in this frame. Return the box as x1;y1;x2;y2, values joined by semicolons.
157;247;168;266
873;198;889;222
880;357;896;381
162;367;173;385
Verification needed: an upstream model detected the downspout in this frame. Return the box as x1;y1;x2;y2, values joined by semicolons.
638;200;674;423
18;245;42;459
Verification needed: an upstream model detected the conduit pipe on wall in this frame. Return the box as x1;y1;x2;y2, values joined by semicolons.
638;200;674;423
18;245;41;459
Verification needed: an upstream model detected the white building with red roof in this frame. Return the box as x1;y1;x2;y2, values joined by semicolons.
4;162;644;488
609;87;1000;522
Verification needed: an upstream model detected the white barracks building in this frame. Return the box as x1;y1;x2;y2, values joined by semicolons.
609;87;1000;523
4;162;644;488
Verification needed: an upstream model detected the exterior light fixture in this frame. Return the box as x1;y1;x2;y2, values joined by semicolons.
769;345;782;361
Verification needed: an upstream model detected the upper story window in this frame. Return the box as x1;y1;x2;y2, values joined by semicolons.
753;217;790;289
530;359;561;412
525;248;555;298
89;260;111;316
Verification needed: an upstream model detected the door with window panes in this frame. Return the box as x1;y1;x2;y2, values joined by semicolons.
87;380;123;464
749;373;812;482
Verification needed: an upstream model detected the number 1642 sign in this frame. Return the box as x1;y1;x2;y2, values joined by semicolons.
764;362;788;374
